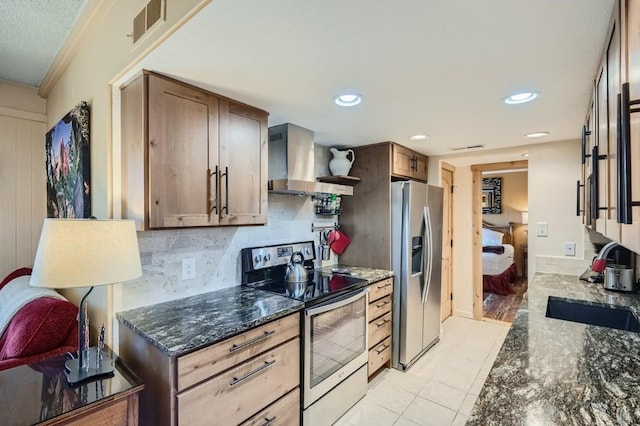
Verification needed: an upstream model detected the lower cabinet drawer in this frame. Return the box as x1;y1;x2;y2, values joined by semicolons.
240;388;300;426
369;278;393;302
368;295;392;321
368;336;391;376
368;311;391;349
177;338;300;426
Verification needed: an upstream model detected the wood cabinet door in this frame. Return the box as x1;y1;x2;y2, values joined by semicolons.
412;152;428;182
391;144;414;178
595;61;608;234
620;0;640;252
147;74;219;228
218;99;268;226
606;18;622;241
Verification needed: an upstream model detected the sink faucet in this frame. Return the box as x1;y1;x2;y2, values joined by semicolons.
591;241;621;273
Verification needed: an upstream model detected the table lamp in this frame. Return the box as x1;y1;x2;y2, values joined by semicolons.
30;218;142;385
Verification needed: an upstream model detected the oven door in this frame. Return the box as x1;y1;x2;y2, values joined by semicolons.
303;287;369;408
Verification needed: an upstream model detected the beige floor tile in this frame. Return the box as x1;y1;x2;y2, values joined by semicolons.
381;368;429;395
430;364;477;393
394;417;422;426
418;381;467;411
367;381;416;414
468;373;487;396
402;396;457;426
459;392;479;417
451;413;468;426
337;399;400;426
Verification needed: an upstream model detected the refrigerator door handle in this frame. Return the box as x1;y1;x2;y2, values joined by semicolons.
421;206;433;304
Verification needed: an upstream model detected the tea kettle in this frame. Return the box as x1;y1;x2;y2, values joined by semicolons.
285;251;308;283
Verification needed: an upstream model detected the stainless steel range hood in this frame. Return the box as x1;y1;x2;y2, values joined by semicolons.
268;123;353;196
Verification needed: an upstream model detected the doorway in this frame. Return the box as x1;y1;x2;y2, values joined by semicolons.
440;163;455;322
471;161;528;322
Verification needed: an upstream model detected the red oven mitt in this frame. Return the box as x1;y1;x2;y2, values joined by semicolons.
328;229;351;255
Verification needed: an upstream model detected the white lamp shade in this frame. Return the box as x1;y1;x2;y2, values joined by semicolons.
522;211;529;225
30;219;142;289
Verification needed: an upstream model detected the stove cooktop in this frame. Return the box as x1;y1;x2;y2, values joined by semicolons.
250;271;368;306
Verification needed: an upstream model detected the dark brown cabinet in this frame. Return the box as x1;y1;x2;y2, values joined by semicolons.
121;71;268;230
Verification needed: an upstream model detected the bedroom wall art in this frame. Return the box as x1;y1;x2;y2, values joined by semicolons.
45;101;91;218
482;177;502;214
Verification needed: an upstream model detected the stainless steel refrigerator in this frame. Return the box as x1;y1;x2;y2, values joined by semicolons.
391;181;443;371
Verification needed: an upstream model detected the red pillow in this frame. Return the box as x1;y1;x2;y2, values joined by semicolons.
0;268;32;290
0;297;78;360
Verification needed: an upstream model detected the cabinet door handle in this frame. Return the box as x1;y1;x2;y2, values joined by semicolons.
208;166;218;214
229;330;276;353
229;360;276;387
375;344;390;354
581;125;592;165
576;180;584;217
261;416;277;426
377;282;392;289
375;300;390;308
375;318;390;327
221;166;229;214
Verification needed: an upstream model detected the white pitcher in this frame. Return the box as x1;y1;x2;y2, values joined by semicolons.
329;148;355;176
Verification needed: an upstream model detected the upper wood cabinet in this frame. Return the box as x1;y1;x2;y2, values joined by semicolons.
621;0;640;252
391;143;428;182
121;71;268;230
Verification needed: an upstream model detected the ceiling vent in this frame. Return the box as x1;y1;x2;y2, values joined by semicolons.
132;0;165;43
449;144;485;151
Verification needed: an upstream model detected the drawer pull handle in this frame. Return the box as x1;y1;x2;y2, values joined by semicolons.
230;360;276;387
229;330;276;352
261;415;277;426
375;300;391;308
377;282;392;289
375;344;390;354
376;318;390;327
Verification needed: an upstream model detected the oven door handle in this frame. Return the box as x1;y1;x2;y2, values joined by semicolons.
305;287;369;317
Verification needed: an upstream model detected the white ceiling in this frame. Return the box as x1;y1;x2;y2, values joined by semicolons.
0;0;87;88
3;0;615;157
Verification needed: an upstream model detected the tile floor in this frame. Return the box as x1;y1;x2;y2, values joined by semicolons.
334;316;511;426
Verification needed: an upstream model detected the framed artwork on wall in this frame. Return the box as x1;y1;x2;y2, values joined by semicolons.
482;177;502;214
45;101;91;218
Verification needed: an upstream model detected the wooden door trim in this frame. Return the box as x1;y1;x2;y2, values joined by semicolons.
471;161;528;320
440;165;454;322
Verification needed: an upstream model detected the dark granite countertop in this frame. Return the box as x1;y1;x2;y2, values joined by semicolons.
116;286;304;357
319;264;394;284
468;273;640;425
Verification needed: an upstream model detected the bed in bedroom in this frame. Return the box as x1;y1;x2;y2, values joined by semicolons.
482;221;519;295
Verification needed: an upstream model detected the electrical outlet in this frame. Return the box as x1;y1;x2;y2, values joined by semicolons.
182;258;196;280
536;222;548;237
564;242;576;256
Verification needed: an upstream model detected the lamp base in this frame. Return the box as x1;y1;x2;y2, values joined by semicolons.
65;346;114;385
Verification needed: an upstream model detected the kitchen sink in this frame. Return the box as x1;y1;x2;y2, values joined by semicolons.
545;296;640;332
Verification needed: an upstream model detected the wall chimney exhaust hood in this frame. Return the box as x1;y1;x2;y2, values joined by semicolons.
268;123;353;196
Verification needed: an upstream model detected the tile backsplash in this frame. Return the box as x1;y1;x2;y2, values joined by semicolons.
115;193;337;312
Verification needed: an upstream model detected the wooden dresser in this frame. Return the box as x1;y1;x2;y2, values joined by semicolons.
0;351;143;426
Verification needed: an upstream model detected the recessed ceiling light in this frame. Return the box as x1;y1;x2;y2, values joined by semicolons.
525;131;550;138
409;134;430;141
504;91;539;104
334;94;362;107
522;152;529;157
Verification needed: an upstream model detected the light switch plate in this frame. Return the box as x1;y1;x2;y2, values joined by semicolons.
536;222;548;237
564;242;576;256
182;258;196;280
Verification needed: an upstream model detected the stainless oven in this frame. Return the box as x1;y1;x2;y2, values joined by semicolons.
241;241;370;426
303;287;369;424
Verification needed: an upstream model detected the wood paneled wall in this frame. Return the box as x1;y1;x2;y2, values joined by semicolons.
0;108;46;279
